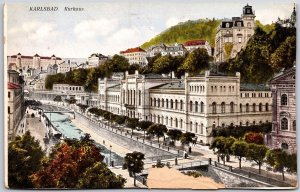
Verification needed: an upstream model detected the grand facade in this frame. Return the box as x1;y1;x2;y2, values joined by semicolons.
215;4;256;62
98;70;272;144
269;66;296;153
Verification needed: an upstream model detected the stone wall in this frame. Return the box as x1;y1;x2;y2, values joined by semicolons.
208;166;274;188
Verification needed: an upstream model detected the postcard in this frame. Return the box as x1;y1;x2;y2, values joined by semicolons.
4;0;297;190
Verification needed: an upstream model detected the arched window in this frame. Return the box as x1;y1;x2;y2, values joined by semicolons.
259;103;262;112
230;102;234;113
221;102;225;113
281;118;288;130
200;102;204;113
180;100;183;110
222;123;225;128
253;103;256;112
158;116;160;124
195;101;199;112
162;99;164;107
154;98;156;107
138;90;141;105
170;99;174;109
240;103;242;112
180;119;183;129
253;121;255;125
165;116;168;125
170;117;173;126
175;100;178;110
212;102;217;114
246;121;249;126
247;22;251;27
200;123;203;134
190;101;193;112
190;121;193;131
166;99;169;108
246;103;249;112
150;98;153;106
175;118;178;128
281;143;289;150
281;94;287;106
157;99;160;107
293;120;296;131
161;116;164;124
265;103;269;111
195;123;198;133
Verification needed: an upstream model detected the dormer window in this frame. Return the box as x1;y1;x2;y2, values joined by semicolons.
226;23;229;28
237;22;241;27
247;9;250;13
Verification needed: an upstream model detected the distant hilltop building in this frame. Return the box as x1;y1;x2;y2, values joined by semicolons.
146;40;212;57
120;47;148;66
276;4;296;28
215;4;256;62
184;40;212;56
7;53;62;74
88;53;108;68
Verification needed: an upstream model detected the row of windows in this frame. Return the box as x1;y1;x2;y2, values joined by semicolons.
241;92;270;98
149;114;205;134
189;85;205;93
54;86;82;91
211;85;235;92
150;98;205;113
211;102;270;114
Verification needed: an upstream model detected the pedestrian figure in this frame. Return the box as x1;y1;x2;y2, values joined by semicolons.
103;140;105;145
188;146;192;154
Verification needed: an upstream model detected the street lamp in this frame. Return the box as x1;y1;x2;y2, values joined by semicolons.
109;145;112;166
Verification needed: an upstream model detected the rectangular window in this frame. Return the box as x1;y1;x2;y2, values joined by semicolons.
8;107;10;114
8;92;10;98
238;37;242;43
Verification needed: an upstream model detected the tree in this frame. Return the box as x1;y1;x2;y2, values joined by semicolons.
181;48;211;74
210;136;235;165
167;129;183;145
246;143;268;174
8;131;44;188
266;149;292;181
180;132;196;147
125;118;139;134
30;134;122;188
231;140;249;169
53;95;62;105
147;124;168;143
123;152;145;186
77;103;89;113
244;132;264;145
114;115;127;126
286;153;297;174
138;121;154;139
152;55;177;74
77;162;126;188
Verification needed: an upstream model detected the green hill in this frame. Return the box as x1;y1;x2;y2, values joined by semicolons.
140;19;275;50
141;19;221;49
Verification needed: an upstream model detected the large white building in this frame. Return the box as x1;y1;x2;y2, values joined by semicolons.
98;70;272;144
215;4;256;62
120;47;148;66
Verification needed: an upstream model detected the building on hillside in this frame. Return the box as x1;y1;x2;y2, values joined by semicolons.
215;4;256;62
28;79;46;91
161;43;187;57
88;53;108;68
7;53;63;75
98;70;272;144
276;4;296;28
7;70;26;141
268;66;296;153
120;47;148;66
146;44;168;57
184;40;212;56
53;84;85;93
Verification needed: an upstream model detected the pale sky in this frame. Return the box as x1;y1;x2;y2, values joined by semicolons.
5;0;295;58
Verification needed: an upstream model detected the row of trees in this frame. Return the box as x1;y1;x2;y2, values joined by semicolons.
212;123;272;138
8;132;126;189
87;107;196;147
210;136;297;180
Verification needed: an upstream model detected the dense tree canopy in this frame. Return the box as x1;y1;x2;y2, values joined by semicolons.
8;131;45;188
31;134;125;188
181;48;212;74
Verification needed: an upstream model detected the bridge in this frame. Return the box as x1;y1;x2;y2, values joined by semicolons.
38;105;76;119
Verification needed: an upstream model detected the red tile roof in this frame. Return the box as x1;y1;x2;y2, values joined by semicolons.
184;40;207;46
120;47;146;54
8;82;21;89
